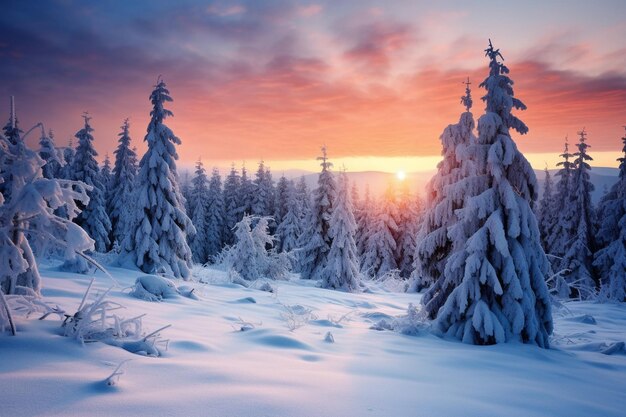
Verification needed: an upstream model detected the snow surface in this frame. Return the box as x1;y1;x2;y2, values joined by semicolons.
1;263;626;417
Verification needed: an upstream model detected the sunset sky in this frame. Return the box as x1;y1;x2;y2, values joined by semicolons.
2;0;625;173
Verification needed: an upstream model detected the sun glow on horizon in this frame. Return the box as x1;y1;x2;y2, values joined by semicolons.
396;171;406;181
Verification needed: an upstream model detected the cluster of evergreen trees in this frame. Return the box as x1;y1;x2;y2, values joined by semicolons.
538;129;626;301
181;144;423;290
3;40;624;348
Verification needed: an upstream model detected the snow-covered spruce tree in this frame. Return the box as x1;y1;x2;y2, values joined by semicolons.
396;183;423;278
108;119;138;246
433;41;552;347
188;159;210;264
274;175;290;227
67;114;111;254
206;168;225;260
180;170;192;216
224;215;289;281
537;166;556;253
321;172;360;291
239;165;254;216
122;78;195;279
61;138;75;180
559;129;597;296
295;175;311;229
355;184;371;257
276;180;301;253
39;128;62;179
251;161;272;217
0;126;93;295
414;80;476;297
594;128;626;301
547;139;574;269
361;184;399;278
0;97;24;202
100;154;112;190
222;164;242;246
298;146;336;279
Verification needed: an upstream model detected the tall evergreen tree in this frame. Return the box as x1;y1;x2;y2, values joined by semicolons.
61;138;75;180
537;166;556;253
39;128;62;179
548;139;574;266
298;146;336;279
594;128;626;301
396;184;423;278
274;175;290;227
108;119;138;246
206;168;225;260
361;184;399;278
295;175;311;226
321;172;360;291
275;179;301;253
432;41;552;347
414;80;476;296
559;129;597;295
0;97;23;201
188;159;210;264
355;184;371;258
68;114;111;253
239;165;254;215
223;164;242;246
122;78;195;279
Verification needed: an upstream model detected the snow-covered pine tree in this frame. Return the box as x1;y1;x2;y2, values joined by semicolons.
206;168;225;260
274;175;290;227
547;138;574;268
239;165;254;216
108;119;138;246
223;164;242;246
67;113;111;253
396;183;423;278
252;161;269;216
295;175;311;227
559;129;597;296
39;128;62;179
0;124;93;295
61;138;75;180
414;79;476;298
275;179;301;253
355;184;371;257
188;159;210;264
321;172;360;291
594;127;626;301
298;146;336;279
180;170;192;216
222;215;290;281
433;41;552;347
122;78;195;279
101;154;112;188
537;166;555;253
0;97;24;202
361;184;399;278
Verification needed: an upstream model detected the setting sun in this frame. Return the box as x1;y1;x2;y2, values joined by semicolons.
396;171;406;181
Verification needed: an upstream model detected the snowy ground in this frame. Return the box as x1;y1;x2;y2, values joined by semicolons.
1;262;626;417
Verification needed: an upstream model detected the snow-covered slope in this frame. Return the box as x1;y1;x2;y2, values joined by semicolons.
1;263;625;417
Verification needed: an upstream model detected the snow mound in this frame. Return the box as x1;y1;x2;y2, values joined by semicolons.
130;275;180;302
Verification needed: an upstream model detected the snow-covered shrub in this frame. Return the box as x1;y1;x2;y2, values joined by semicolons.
277;297;317;331
370;304;429;336
218;215;291;281
129;275;180;302
0;123;94;295
63;280;170;356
